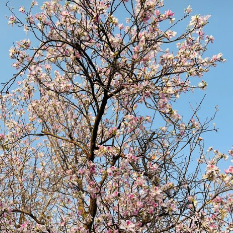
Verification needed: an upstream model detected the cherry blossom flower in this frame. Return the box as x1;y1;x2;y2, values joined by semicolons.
119;220;135;232
19;6;25;13
164;10;174;17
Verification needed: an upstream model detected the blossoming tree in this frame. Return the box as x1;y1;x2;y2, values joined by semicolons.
1;0;233;232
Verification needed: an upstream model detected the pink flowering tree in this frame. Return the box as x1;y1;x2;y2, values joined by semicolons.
1;0;233;232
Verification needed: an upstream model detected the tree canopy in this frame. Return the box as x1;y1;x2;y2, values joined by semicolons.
0;0;232;232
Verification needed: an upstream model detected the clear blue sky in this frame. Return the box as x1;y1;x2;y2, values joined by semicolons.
0;0;233;154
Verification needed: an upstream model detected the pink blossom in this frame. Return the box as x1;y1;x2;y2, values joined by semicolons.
118;24;124;30
8;16;16;25
120;220;135;232
19;7;25;13
164;10;174;18
21;221;28;229
185;5;192;14
228;148;233;156
206;35;214;43
61;11;69;17
31;1;38;7
128;193;134;199
225;166;233;174
155;10;160;16
44;64;51;70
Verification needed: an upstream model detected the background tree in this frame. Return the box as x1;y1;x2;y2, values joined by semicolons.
0;0;232;232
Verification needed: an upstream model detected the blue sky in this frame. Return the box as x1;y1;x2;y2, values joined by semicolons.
165;0;233;154
0;0;233;155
